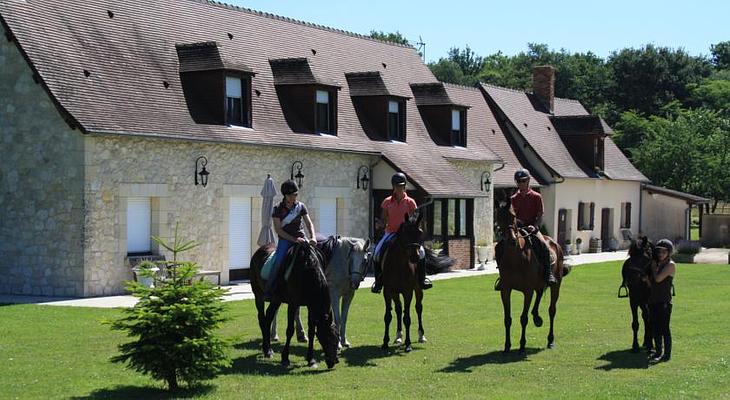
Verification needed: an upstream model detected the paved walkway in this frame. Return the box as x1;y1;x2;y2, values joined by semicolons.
693;247;730;264
0;250;631;308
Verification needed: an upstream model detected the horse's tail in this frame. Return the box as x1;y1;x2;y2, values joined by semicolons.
424;247;456;274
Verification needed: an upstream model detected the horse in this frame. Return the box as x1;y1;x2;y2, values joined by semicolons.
494;200;569;352
619;236;655;353
250;242;340;368
323;236;370;349
381;211;427;353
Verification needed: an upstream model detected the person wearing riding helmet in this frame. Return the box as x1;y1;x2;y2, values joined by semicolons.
648;238;676;363
510;169;557;285
371;172;432;293
263;179;318;300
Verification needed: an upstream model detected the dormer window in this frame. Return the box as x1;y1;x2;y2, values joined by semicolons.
410;82;470;147
316;90;336;134
226;74;251;127
451;108;466;146
388;100;405;141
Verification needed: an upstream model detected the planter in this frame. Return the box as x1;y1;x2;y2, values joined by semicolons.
563;244;571;255
570;243;578;255
475;246;490;270
132;266;160;288
576;243;582;255
672;253;696;264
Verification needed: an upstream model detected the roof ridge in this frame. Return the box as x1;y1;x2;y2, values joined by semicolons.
479;82;527;94
441;81;480;91
192;0;417;50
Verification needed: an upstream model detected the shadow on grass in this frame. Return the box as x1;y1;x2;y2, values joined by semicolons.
70;383;214;400
595;349;650;370
438;348;543;373
227;338;334;375
338;344;414;367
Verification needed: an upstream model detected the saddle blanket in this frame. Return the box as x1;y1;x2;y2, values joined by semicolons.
260;252;297;281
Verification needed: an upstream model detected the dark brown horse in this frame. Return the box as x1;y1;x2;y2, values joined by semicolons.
619;236;654;353
250;243;339;368
381;212;426;353
494;201;569;352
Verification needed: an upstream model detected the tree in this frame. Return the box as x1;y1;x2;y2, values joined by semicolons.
428;46;483;86
710;41;730;70
428;59;468;85
108;225;230;391
369;30;410;46
687;72;730;113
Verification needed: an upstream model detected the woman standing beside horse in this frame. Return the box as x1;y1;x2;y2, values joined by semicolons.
647;239;676;363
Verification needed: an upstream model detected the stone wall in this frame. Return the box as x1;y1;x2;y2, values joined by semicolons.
83;134;374;295
446;238;473;270
449;159;494;245
0;28;86;296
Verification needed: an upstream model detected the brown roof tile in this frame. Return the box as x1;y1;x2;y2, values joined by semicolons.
176;41;253;73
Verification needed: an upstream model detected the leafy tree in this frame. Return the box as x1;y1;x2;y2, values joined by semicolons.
369;30;410;46
688;75;730;112
710;41;730;70
428;59;468;85
447;46;483;77
108;225;230;391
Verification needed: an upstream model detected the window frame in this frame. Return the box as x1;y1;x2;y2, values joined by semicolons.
315;88;337;135
577;201;596;231
429;198;473;240
450;108;467;147
620;202;632;229
387;99;406;142
224;72;252;128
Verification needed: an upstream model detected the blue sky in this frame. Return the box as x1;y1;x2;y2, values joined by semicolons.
229;0;729;62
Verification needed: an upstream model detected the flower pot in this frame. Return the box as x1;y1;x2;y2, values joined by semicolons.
476;246;490;263
132;266;160;288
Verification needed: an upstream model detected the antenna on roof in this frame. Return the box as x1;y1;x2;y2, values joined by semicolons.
416;35;426;62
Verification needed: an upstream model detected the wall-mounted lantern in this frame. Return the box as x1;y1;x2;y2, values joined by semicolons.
195;156;209;187
356;165;370;191
480;171;491;192
291;160;304;188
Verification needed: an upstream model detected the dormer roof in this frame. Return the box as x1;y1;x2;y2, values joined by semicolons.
345;71;409;98
269;57;339;87
176;41;253;73
410;82;469;107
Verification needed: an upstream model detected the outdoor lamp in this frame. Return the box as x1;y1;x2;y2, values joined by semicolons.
291;160;304;188
357;165;370;191
480;171;491;192
195;156;209;187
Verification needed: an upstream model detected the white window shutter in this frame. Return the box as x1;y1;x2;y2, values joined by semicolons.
127;198;151;253
319;198;337;238
229;197;252;269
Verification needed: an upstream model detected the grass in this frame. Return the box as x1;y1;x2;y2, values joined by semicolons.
1;262;729;399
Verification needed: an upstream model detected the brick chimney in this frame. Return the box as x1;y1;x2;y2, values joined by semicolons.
533;65;555;113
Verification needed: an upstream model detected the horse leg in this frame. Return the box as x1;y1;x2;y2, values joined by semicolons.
629;298;640;352
382;292;392;351
640;302;653;353
519;290;534;353
415;288;426;343
393;295;403;345
295;307;308;343
547;285;560;349
501;288;512;353
339;291;355;348
403;290;413;352
280;305;297;367
256;297;271;355
330;291;343;349
263;302;281;358
269;306;279;342
306;310;318;368
531;287;544;327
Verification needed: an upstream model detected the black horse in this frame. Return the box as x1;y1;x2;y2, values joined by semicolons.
250;243;340;369
619;236;655;353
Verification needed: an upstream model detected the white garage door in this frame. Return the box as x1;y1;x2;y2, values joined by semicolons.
127;197;151;253
319;198;337;238
229;197;252;269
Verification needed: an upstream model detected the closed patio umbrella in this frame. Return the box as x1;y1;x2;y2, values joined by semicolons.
257;174;277;246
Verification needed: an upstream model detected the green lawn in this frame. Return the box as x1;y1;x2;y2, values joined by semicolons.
1;262;729;399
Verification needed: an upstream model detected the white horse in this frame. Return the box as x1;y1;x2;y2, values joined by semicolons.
268;236;370;348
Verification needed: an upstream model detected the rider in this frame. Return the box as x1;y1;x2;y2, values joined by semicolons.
263;179;318;300
371;172;432;293
510;169;557;285
648;238;676;363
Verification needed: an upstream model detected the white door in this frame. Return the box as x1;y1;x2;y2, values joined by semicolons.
229;197;252;269
127;197;151;253
319;198;337;238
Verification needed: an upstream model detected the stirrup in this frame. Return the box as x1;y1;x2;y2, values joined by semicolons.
371;281;382;294
420;277;433;290
494;277;502;291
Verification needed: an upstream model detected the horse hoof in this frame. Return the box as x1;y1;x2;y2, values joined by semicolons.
405;345;412;353
503;348;510;354
533;316;543;327
547;342;555;349
281;359;290;368
297;335;308;343
418;336;427;343
381;344;389;352
308;361;319;369
631;346;640;353
394;338;403;345
272;335;280;342
264;350;274;359
343;341;351;348
518;347;526;354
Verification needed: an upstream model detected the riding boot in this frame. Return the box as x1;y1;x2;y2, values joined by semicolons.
371;260;383;293
542;246;557;285
417;258;432;290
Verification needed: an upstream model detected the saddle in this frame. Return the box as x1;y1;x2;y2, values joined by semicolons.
518;229;556;267
315;235;338;270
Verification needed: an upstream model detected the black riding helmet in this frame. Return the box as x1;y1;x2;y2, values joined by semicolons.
514;169;530;182
655;239;674;254
281;179;299;196
391;172;407;187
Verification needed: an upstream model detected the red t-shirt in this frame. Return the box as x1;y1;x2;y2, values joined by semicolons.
382;193;417;233
511;189;543;226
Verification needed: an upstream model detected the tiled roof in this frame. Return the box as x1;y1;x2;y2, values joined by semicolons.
410;82;468;107
0;0;503;197
269;58;339;87
642;184;710;204
345;71;408;98
176;41;253;73
550;115;613;136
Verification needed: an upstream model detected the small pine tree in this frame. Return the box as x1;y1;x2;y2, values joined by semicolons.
108;225;230;391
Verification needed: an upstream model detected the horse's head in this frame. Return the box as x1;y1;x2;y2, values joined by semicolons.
339;237;371;289
397;211;424;264
623;236;654;286
315;307;340;369
495;199;517;244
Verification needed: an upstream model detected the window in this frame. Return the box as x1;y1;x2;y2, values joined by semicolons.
316;90;336;134
432;200;442;236
229;197;252;269
431;198;472;239
451;109;466;146
226;75;250;127
577;201;595;231
620;202;632;229
387;100;405;141
319;198;338;237
127;198;151;254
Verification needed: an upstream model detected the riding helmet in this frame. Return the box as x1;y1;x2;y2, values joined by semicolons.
391;172;407;187
655;238;674;254
280;179;299;196
514;169;530;182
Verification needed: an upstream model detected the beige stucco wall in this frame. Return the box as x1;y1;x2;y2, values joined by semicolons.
449;160;494;250
0;28;86;296
642;192;689;242
83;134;374;295
542;178;641;247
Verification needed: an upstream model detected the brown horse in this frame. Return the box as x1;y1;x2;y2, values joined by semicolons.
250;242;339;368
381;212;426;353
619;236;654;353
494;200;569;352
